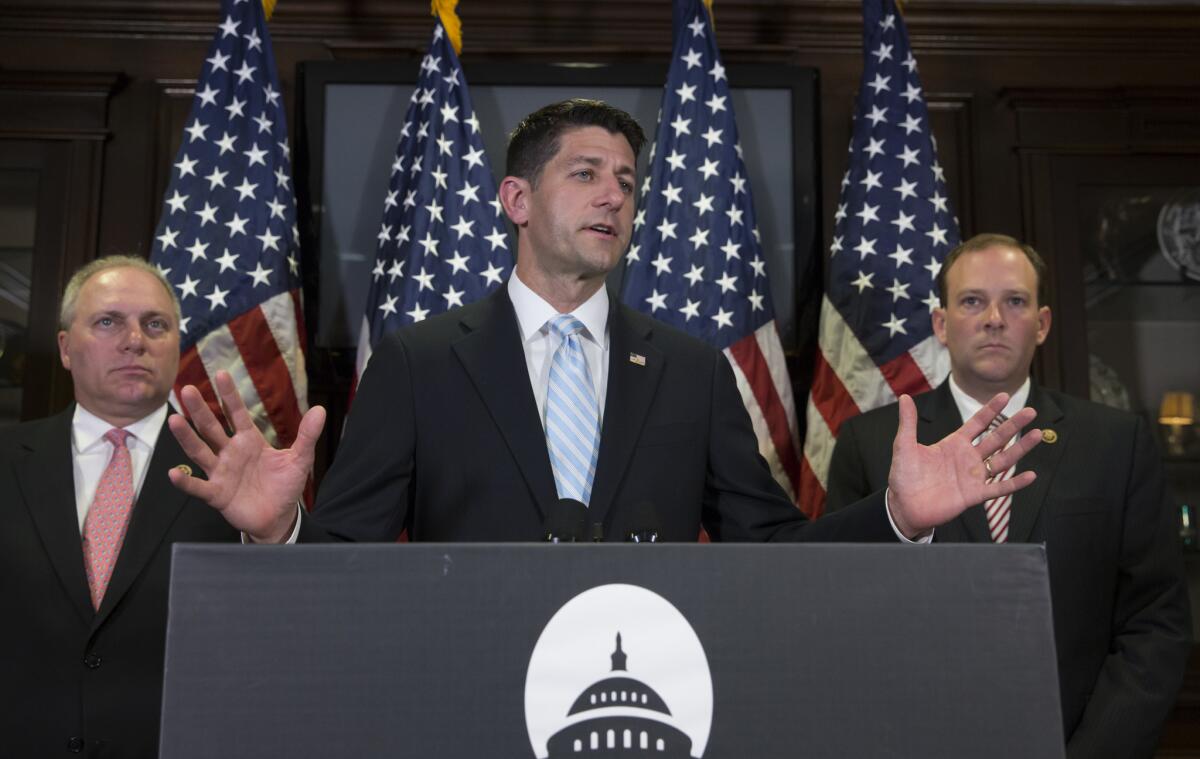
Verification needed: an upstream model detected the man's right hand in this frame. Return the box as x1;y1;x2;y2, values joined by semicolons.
166;370;326;543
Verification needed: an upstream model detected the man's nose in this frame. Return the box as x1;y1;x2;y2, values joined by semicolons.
123;324;147;351
596;175;626;207
983;301;1004;328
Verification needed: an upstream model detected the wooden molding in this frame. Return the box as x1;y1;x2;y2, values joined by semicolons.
1;2;1199;58
0;71;121;136
925;92;976;234
1004;87;1200;148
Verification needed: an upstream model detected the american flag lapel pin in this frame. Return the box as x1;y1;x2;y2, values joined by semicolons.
629;353;646;366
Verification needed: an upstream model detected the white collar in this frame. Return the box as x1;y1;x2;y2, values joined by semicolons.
507;271;610;346
946;375;1031;423
71;403;168;453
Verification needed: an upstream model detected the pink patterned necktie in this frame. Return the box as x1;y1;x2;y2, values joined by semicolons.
982;413;1016;543
82;428;135;610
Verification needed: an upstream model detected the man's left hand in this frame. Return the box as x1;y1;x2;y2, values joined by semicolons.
887;392;1042;539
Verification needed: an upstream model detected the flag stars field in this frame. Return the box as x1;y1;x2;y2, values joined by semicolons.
355;17;512;383
621;0;804;504
801;0;961;515
149;0;308;447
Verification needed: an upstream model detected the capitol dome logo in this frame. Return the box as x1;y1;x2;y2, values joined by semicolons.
524;584;713;758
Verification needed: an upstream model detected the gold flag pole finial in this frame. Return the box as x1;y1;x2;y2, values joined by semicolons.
261;0;276;21
703;0;715;30
432;0;463;55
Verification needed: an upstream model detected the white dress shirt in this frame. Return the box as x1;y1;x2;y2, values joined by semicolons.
507;272;611;425
946;375;1031;444
71;403;168;532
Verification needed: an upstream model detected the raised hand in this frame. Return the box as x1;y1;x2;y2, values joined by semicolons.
887;393;1042;539
166;370;326;543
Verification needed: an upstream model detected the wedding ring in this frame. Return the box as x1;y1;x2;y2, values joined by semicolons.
984;457;994;478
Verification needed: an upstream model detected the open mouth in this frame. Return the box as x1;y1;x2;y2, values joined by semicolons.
586;224;617;238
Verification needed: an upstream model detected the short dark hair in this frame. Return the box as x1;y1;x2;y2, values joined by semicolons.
937;233;1049;308
506;99;647;187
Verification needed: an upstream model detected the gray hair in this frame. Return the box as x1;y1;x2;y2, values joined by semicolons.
59;255;182;329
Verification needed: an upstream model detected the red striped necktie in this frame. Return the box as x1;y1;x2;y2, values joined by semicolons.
982;413;1015;543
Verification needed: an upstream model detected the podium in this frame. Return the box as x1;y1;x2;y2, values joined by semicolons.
160;543;1064;758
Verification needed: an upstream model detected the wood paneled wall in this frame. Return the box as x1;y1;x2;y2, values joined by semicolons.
3;1;1198;265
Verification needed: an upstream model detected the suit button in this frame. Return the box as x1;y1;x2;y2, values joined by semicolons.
83;653;101;669
67;737;83;752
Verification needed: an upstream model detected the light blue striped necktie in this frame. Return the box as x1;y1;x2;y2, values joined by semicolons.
544;314;601;505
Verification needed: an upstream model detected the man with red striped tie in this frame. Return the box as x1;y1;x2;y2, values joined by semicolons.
825;233;1191;759
0;257;238;757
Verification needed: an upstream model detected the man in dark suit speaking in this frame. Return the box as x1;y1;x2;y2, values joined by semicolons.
0;256;239;757
826;233;1191;758
167;100;1039;550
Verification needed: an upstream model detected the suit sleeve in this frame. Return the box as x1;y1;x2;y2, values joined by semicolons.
700;352;895;543
299;332;416;542
1066;415;1192;759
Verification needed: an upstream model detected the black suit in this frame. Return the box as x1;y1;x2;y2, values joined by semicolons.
0;407;239;758
826;382;1192;758
304;286;894;544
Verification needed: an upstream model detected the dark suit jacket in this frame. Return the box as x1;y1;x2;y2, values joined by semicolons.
304;286;894;544
0;407;239;758
826;382;1192;759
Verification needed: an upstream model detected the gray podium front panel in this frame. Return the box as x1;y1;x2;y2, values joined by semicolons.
161;544;1064;758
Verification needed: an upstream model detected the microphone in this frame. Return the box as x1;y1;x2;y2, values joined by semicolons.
544;498;587;543
626;500;660;543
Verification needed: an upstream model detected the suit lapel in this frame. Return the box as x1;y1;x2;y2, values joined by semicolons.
919;384;993;543
1006;386;1066;544
92;417;195;628
15;408;94;624
916;383;962;444
586;304;664;531
452;289;557;524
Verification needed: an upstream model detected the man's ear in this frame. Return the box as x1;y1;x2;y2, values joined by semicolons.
931;307;948;347
1036;305;1052;346
57;330;71;371
499;176;531;226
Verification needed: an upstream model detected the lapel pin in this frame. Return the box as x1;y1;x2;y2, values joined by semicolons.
1041;429;1058;444
175;464;193;477
629;353;646;366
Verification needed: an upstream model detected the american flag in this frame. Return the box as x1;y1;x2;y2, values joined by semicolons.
355;19;512;382
799;0;959;515
149;0;307;447
621;0;804;505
